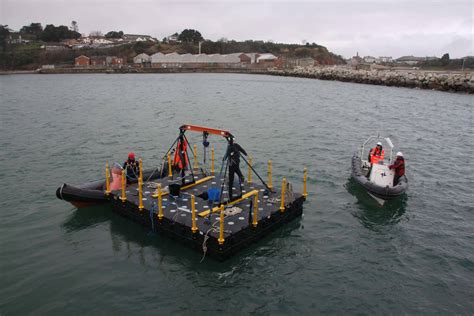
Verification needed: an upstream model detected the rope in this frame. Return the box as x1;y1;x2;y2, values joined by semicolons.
200;207;235;263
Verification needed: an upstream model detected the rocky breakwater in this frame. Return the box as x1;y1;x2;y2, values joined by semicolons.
268;66;474;94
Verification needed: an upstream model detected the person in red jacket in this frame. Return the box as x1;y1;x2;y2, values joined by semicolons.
389;152;405;186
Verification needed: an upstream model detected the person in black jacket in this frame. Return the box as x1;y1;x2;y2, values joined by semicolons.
223;137;247;201
123;152;139;184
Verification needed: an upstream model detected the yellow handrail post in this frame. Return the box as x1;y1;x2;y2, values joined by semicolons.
139;158;143;181
211;146;215;174
218;204;225;245
303;167;308;198
120;170;127;202
167;153;172;177
252;193;258;228
157;184;163;220
268;160;273;190
193;144;198;169
138;178;144;210
279;177;286;212
105;162;111;195
247;155;252;184
191;195;198;233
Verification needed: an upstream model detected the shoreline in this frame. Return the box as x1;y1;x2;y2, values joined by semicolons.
1;67;472;94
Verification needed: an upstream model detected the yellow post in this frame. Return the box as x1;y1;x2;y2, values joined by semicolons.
167;153;172;177
268;160;273;190
120;170;127;202
280;177;286;212
218;204;225;245
193;144;198;169
191;195;198;233
138;178;144;210
211;146;215;174
247;155;252;184
105;162;111;195
303;167;308;198
156;183;163;220
139;158;143;181
252;193;258;228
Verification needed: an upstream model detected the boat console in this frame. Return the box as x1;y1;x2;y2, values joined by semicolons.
369;161;395;187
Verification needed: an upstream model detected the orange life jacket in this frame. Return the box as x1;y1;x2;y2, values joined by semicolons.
173;140;189;170
370;147;385;164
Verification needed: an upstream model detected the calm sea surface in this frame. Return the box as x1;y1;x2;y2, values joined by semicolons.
0;74;473;315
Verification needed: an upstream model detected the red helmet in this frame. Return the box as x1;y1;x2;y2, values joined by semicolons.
128;152;135;160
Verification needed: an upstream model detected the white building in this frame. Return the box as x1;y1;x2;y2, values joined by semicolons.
378;56;393;63
256;53;278;63
363;56;376;63
133;53;151;64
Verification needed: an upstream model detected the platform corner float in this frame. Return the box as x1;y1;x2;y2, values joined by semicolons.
56;124;308;261
351;136;408;204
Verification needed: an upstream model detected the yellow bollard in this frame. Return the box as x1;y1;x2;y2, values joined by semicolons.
252;192;258;228
139;158;143;181
303;168;308;198
247;155;252;184
167;153;172;177
191;195;198;233
105;162;111;195
218;204;225;245
120;170;127;202
138;178;144;210
268;160;273;190
193;144;198;169
211;146;215;174
157;183;163;220
280;177;286;212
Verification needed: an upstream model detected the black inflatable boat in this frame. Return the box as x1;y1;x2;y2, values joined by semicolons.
56;168;162;208
351;136;408;203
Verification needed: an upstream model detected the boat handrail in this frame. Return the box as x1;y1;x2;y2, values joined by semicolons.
360;135;379;159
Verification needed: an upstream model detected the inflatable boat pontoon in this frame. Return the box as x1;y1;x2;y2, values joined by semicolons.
56;167;163;208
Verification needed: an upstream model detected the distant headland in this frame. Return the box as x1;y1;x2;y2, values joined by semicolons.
1;23;472;93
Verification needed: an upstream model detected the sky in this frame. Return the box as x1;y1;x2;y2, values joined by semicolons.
1;0;473;58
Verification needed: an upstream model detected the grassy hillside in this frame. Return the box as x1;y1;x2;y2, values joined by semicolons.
0;40;346;70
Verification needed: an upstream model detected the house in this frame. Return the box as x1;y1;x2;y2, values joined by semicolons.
363;56;376;64
75;55;90;67
167;33;180;44
90;37;113;45
90;56;107;66
238;53;252;63
256;53;278;64
133;53;152;64
378;56;393;63
107;56;124;67
123;34;157;42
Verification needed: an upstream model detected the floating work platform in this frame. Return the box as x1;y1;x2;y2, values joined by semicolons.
107;168;306;261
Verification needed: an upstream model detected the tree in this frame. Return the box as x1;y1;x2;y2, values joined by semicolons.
0;25;11;51
105;31;124;39
20;23;43;39
41;24;80;42
178;29;203;43
441;53;450;66
71;21;78;33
